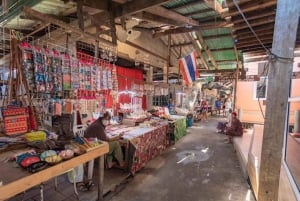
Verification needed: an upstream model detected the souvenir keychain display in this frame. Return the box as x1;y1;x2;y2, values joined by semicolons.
52;49;62;92
85;63;91;90
102;65;108;90
62;53;71;90
79;62;86;90
43;48;53;93
20;42;35;91
96;62;102;91
33;47;46;92
71;58;80;90
91;64;97;91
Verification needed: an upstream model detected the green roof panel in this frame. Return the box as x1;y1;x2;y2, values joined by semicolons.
206;37;234;49
212;50;236;61
201;28;232;37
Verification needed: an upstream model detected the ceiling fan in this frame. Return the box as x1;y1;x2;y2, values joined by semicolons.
116;18;141;43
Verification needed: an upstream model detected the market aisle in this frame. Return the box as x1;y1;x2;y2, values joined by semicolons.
108;117;255;201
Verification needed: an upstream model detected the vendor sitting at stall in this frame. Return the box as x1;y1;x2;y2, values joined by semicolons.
85;111;125;169
224;112;243;144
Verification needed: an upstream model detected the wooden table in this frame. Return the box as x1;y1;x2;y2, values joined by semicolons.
0;142;109;201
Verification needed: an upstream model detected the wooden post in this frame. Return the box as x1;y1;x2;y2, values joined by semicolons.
232;43;240;111
77;0;84;31
257;0;300;200
178;46;182;84
97;156;105;201
146;66;153;110
167;34;171;84
233;64;238;111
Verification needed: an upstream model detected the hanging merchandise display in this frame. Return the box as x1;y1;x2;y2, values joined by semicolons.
85;63;91;90
62;53;71;90
102;67;108;90
91;64;97;91
70;58;80;90
21;42;35;92
96;63;102;91
33;46;46;92
43;48;54;93
52;49;63;93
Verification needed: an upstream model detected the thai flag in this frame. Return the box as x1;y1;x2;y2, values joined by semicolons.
179;51;199;85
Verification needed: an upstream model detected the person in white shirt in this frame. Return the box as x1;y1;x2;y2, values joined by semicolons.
224;98;232;117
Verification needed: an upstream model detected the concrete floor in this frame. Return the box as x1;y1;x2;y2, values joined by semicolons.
7;117;255;201
109;117;255;201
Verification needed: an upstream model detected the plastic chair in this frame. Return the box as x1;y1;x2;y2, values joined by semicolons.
73;124;87;137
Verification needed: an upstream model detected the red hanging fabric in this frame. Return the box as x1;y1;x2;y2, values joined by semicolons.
116;66;146;110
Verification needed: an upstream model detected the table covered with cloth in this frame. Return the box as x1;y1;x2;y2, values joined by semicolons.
169;115;187;142
112;123;168;174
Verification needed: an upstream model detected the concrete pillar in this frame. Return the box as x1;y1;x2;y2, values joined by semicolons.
146;66;153;110
294;110;300;133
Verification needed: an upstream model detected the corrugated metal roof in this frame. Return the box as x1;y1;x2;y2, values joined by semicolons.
201;28;232;36
163;0;198;8
213;50;236;60
191;11;217;19
205;37;234;49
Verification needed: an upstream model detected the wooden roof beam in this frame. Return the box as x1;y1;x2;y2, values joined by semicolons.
236;41;273;49
231;11;276;24
22;6;115;47
146;6;199;26
195;31;219;69
152;22;232;38
115;0;174;18
170;42;193;48
199;68;239;73
21;23;51;40
236;33;274;43
225;0;253;9
240;44;272;53
133;11;183;26
223;0;277;18
89;0;174;24
232;18;275;31
233;23;274;36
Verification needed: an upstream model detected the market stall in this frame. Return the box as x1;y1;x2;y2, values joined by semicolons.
106;119;168;174
169;115;187;142
0;142;109;201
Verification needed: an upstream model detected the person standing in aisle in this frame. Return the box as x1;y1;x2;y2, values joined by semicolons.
200;99;209;122
224;98;232;117
215;98;222;116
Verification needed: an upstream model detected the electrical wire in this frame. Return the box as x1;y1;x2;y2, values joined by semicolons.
232;0;270;54
232;0;294;62
256;59;270;119
232;0;296;120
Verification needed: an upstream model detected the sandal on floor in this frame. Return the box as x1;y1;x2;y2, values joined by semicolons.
76;182;89;192
85;180;95;191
